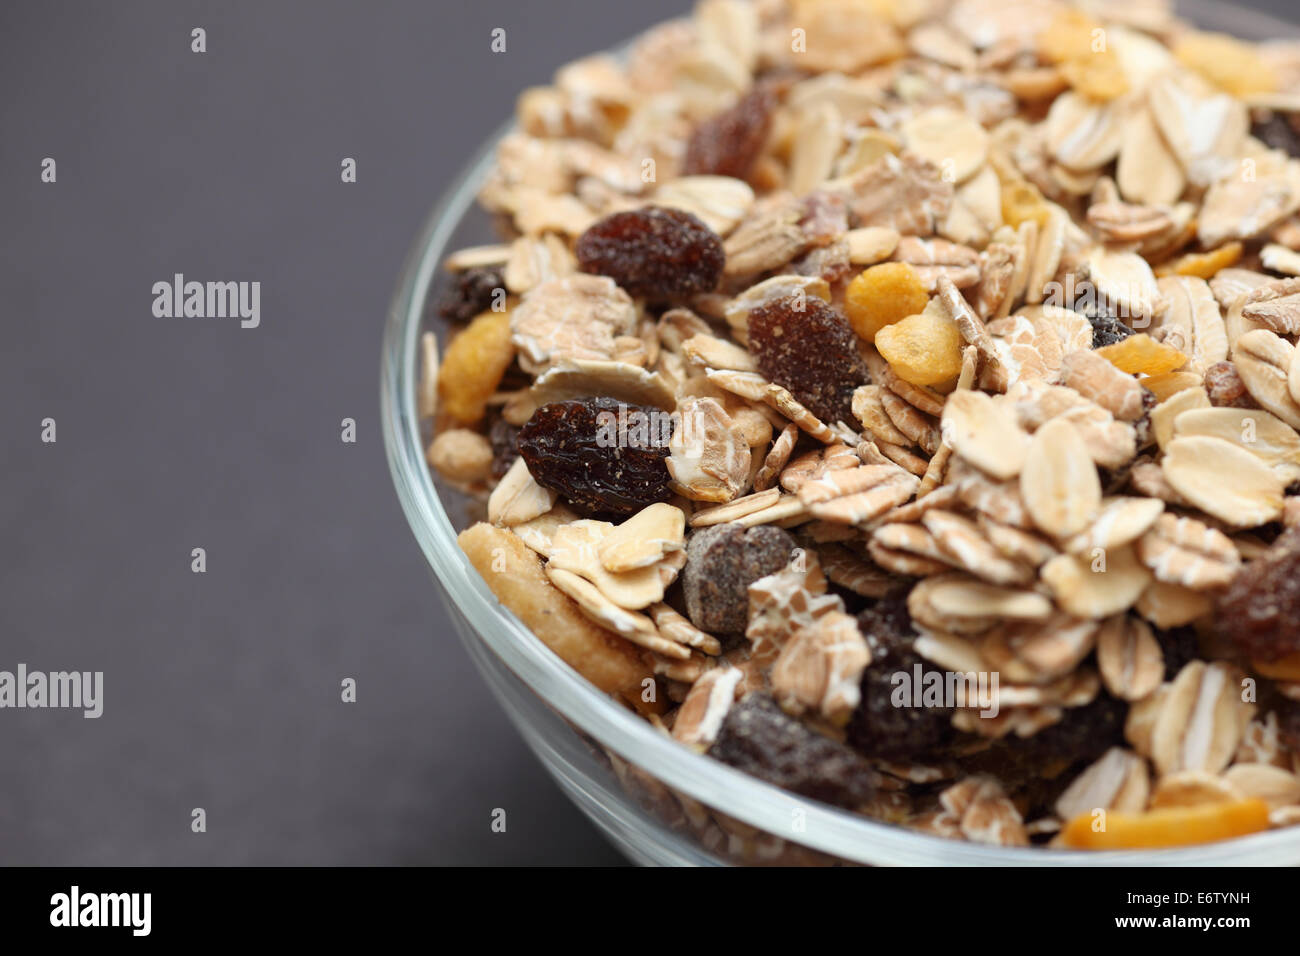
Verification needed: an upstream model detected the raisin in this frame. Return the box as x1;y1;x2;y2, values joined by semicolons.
1158;625;1199;680
683;87;776;180
708;692;879;810
962;694;1128;785
1273;697;1300;753
1087;311;1134;348
575;206;724;301
488;416;520;480
435;266;505;323
846;597;964;762
682;524;798;634
1205;360;1258;409
1218;525;1300;661
1252;113;1300;159
747;296;869;424
517;398;673;516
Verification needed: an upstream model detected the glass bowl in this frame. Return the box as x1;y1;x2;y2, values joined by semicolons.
382;0;1300;865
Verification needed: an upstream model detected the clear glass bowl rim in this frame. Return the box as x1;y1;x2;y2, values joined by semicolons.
381;0;1300;865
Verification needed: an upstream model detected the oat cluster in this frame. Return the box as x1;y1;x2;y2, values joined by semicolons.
421;0;1300;858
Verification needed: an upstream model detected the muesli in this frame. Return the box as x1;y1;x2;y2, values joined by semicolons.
421;0;1300;851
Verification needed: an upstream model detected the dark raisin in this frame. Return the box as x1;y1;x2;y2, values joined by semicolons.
1158;625;1199;680
435;265;504;323
961;694;1128;785
1132;388;1158;450
1251;113;1300;158
575;206;724;301
517;398;673;516
682;524;798;634
846;597;964;762
708;692;879;810
1273;697;1300;752
683;87;776;180
488;417;519;480
747;296;868;425
1088;312;1134;348
1205;360;1258;409
1218;525;1300;661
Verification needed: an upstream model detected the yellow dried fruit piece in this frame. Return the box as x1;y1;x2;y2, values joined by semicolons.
874;311;964;387
1059;50;1129;101
1038;9;1101;64
1174;31;1277;97
1140;370;1204;403
844;262;930;343
1154;242;1243;279
1061;799;1270;849
438;310;515;424
1000;179;1049;230
1095;333;1188;376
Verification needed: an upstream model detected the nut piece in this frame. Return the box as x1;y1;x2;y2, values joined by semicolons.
598;502;686;573
1162;436;1285;528
1096;616;1165;702
426;428;494;485
1136;513;1241;589
771;610;871;725
1019;417;1101;538
1054;747;1151;821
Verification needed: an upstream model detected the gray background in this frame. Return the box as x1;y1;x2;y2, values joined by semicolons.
0;0;1289;866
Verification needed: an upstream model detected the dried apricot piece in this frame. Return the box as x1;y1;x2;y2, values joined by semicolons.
1094;333;1188;376
843;262;929;343
438;310;515;424
874;310;964;387
1154;242;1243;279
1174;31;1277;97
1060;799;1270;849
